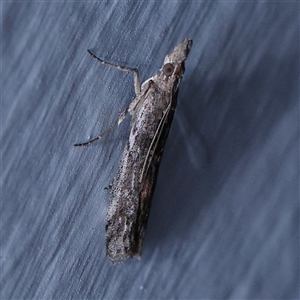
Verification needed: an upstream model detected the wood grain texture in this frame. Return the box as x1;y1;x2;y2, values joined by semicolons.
1;2;299;299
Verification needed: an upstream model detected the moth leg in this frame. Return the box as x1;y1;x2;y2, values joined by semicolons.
104;184;112;190
74;108;128;147
88;50;141;96
128;80;154;115
74;49;143;147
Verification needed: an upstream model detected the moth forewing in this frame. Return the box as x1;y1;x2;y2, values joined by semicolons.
105;39;193;262
139;97;172;184
135;89;179;256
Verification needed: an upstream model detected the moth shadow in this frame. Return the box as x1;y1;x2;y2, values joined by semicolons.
144;56;291;261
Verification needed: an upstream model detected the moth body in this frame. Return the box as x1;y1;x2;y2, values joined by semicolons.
106;39;193;262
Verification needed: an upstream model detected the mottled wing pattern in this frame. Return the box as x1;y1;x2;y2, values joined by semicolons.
135;90;178;256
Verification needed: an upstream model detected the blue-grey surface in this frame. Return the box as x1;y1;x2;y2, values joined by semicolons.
1;2;299;299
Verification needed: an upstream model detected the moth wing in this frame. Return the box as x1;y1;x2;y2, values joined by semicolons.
139;99;172;184
134;91;178;256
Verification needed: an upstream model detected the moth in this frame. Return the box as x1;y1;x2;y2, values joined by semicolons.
75;39;193;262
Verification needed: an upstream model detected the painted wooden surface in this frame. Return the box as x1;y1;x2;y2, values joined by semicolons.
2;2;299;299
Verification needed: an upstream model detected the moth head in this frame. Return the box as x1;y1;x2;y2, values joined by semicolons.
162;39;192;77
163;39;193;65
162;63;175;77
